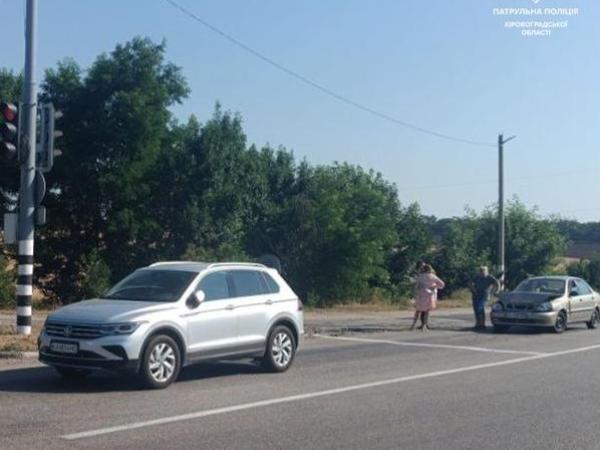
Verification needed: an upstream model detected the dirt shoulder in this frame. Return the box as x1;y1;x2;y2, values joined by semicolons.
304;306;474;334
0;309;48;356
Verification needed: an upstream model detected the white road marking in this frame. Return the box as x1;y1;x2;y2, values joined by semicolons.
62;342;600;441
314;334;547;356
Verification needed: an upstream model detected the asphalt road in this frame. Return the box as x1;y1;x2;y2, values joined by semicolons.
2;315;600;450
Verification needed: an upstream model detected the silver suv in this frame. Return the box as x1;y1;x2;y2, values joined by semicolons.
38;262;304;388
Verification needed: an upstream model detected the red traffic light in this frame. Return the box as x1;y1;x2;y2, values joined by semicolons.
1;102;18;122
1;101;18;161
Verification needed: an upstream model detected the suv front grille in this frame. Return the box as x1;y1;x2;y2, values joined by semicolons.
45;322;102;339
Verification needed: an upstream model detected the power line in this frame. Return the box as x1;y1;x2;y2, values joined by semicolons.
163;0;496;148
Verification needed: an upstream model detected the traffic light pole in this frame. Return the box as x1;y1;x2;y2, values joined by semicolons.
16;0;38;335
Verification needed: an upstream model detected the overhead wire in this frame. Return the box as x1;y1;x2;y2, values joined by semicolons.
163;0;597;220
163;0;496;148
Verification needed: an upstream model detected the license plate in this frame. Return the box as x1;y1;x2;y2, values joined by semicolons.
50;341;78;354
506;312;527;319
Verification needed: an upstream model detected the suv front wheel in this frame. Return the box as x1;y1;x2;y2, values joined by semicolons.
262;325;296;373
140;335;181;389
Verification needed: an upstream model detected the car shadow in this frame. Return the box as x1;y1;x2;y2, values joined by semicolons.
0;360;265;394
426;325;543;334
427;324;592;335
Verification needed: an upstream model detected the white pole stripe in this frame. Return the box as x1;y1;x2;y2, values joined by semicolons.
16;285;33;296
16;326;31;334
18;239;34;255
17;306;32;316
18;264;34;276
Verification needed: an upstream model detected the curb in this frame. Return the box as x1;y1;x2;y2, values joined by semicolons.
0;351;37;360
307;326;404;336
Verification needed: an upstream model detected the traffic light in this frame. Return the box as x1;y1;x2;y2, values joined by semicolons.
0;101;19;161
37;103;62;172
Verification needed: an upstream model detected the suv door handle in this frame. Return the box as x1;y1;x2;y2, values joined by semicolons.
265;299;273;305
225;304;235;311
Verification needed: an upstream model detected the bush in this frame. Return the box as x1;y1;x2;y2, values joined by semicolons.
0;255;15;308
568;255;600;289
78;250;111;299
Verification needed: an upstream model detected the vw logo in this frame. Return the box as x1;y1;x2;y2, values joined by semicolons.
64;325;73;337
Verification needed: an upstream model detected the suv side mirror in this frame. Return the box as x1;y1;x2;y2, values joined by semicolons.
187;290;205;309
570;290;579;298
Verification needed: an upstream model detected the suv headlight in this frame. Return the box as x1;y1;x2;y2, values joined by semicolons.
99;322;145;336
491;303;504;312
535;302;553;312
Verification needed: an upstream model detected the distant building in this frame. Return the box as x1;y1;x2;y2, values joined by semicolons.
564;240;600;262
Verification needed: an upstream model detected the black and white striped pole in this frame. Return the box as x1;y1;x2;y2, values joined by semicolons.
16;0;38;335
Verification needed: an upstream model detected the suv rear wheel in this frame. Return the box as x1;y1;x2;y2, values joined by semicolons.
262;325;296;373
140;335;181;389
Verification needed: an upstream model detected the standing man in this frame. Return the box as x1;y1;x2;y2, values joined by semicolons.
469;266;501;330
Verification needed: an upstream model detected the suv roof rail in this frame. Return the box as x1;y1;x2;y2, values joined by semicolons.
149;261;206;267
207;262;267;269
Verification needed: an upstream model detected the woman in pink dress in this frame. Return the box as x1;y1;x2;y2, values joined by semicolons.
410;264;445;331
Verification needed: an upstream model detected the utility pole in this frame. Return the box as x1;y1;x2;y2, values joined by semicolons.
498;133;515;292
16;0;38;335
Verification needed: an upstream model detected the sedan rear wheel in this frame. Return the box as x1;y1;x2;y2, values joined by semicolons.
587;309;600;329
553;311;567;334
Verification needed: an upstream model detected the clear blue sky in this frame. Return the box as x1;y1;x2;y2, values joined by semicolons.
2;0;599;221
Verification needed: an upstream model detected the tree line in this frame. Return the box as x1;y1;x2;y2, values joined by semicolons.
0;37;591;307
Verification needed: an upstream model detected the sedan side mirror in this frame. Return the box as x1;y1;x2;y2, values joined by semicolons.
187;290;206;309
570;290;579;298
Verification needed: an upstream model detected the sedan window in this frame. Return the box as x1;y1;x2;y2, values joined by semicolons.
575;280;592;295
515;278;565;295
569;281;581;297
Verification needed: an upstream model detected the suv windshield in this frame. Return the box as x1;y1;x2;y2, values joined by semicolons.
515;278;565;295
102;269;197;302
